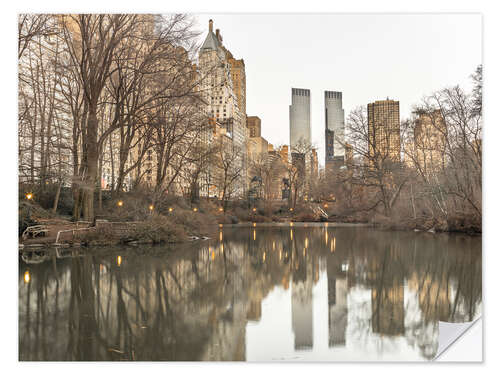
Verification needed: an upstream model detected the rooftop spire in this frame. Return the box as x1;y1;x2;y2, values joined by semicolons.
201;19;221;52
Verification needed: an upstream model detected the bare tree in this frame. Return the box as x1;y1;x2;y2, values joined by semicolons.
58;15;144;221
249;152;285;204
401;77;482;229
18;16;74;213
180;140;219;204
105;15;202;195
18;14;55;59
342;106;409;216
56;14;202;221
214;138;244;211
286;139;314;208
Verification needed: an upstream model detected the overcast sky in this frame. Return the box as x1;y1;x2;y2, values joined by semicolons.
193;14;481;167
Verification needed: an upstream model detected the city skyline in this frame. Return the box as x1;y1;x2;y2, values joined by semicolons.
194;14;481;167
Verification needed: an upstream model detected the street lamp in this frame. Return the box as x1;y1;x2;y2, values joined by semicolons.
252;207;257;212
168;207;173;213
25;192;33;200
117;200;123;207
218;207;223;212
149;204;154;212
193;207;198;212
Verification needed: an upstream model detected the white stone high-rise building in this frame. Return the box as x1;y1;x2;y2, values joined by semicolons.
325;91;345;169
289;88;312;149
198;19;248;197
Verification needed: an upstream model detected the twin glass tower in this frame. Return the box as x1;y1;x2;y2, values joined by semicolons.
289;88;345;169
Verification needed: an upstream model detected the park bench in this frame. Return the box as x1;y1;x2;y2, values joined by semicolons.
22;225;49;240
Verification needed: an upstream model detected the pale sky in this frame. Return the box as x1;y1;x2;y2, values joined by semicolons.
194;14;481;167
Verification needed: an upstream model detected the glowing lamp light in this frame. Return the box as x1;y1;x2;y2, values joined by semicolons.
168;207;173;212
218;207;223;212
289;207;294;212
149;205;154;211
117;200;123;207
252;207;257;212
323;203;328;209
193;207;198;212
25;193;33;200
23;270;30;283
117;256;122;266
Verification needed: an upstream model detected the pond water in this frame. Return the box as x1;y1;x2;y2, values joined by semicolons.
18;223;482;361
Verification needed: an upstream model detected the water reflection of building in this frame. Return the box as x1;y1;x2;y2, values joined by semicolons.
408;273;451;323
371;282;404;336
368;250;405;336
201;296;248;361
327;255;348;347
291;262;314;350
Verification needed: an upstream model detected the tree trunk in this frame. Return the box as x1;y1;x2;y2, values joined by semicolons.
72;188;82;222
98;156;103;211
52;181;62;214
81;110;99;222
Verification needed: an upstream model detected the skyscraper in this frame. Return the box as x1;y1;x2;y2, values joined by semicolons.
198;19;248;196
367;99;401;162
413;110;446;173
289;88;311;150
325;91;345;170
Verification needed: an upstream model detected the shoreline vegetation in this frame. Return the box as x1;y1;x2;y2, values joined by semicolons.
19;192;480;249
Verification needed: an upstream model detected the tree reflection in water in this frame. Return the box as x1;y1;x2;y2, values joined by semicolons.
19;224;481;361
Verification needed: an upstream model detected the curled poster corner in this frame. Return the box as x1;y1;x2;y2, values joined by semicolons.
434;318;482;361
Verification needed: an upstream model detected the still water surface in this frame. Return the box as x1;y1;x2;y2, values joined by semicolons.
19;223;481;361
